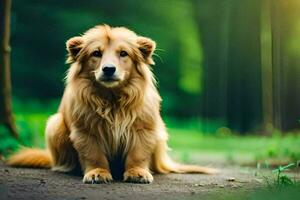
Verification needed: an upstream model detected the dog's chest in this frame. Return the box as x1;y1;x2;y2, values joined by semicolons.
94;112;136;156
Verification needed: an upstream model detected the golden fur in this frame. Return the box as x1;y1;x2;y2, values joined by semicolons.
7;25;217;183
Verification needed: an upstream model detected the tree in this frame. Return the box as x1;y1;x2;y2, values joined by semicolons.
0;0;18;138
261;0;274;134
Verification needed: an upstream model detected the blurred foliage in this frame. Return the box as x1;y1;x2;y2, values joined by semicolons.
10;0;204;116
6;0;300;133
168;126;300;166
0;99;58;156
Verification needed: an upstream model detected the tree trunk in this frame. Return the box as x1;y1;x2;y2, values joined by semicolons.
0;0;18;138
260;0;274;135
271;0;283;131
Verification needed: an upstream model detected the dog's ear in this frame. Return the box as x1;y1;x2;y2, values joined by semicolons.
66;36;84;63
137;37;156;65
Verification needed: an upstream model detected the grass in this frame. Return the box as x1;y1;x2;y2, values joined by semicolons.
0;99;300;168
0;99;59;155
168;127;300;166
272;163;297;187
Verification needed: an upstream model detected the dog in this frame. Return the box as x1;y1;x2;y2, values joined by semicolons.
7;25;217;184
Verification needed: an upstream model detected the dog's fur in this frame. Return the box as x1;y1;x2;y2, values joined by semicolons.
7;25;217;183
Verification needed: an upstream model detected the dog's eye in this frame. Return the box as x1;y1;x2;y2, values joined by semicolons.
120;51;128;57
92;50;102;57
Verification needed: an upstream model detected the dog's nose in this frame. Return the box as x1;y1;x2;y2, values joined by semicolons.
102;64;116;77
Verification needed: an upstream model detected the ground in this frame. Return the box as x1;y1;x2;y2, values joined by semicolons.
0;162;273;200
1;161;300;200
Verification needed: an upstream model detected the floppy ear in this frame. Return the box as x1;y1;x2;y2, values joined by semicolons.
137;37;156;65
66;36;84;63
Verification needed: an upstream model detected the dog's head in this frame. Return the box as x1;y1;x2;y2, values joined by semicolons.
66;25;156;88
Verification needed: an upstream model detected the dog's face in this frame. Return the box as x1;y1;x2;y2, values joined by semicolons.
66;25;156;88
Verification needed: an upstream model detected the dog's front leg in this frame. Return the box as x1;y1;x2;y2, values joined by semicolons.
70;130;112;184
124;130;156;184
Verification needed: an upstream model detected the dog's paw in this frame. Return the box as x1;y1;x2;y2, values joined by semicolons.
83;168;113;184
124;167;153;184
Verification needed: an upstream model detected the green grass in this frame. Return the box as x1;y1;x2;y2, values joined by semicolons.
168;127;300;166
272;163;297;187
0;99;59;155
1;99;300;168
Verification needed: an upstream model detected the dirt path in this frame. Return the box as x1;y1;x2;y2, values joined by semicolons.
0;162;269;200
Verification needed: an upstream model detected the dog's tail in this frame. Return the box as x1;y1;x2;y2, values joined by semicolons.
152;141;218;174
6;148;52;168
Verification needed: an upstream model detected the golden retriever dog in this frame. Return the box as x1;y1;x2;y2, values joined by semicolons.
7;25;216;184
